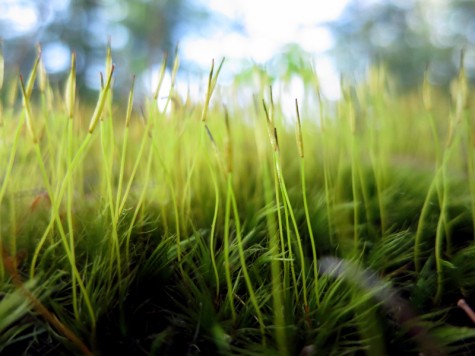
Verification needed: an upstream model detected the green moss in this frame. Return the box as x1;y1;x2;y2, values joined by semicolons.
1;50;475;354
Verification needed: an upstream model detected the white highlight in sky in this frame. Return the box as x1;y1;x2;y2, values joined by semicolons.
0;2;38;35
206;0;347;28
42;42;70;74
183;0;350;100
187;0;347;63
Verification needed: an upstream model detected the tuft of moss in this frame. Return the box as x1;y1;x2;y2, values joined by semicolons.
1;49;475;355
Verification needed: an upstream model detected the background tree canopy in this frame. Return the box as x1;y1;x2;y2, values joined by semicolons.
327;0;475;90
0;0;208;98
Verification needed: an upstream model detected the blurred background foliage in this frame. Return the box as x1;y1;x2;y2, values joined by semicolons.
328;0;475;90
0;0;474;98
0;0;209;99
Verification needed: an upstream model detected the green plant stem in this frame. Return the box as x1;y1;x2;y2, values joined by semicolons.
300;159;320;306
66;118;79;321
208;160;221;297
223;175;236;320
228;173;267;345
278;164;308;310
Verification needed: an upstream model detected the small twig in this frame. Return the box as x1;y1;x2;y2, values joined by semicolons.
2;248;93;355
457;299;475;324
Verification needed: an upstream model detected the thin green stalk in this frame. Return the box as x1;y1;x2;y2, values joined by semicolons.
20;72;94;327
181;58;224;239
262;99;290;304
97;58;119;283
208;162;221;297
278;165;308;309
273;156;289;301
100;114;123;300
254;103;287;354
64;52;80;321
315;85;334;242
98;76;130;335
434;190;447;304
118;110;152;216
434;134;459;302
414;168;440;273
115;76;135;218
229;174;266;345
160;53;179;114
0;51;41;208
203;120;223;298
369;145;386;234
148;121;182;273
280;172;299;304
223;175;236;320
295;99;319;306
0;111;26;218
124;135;154;266
264;98;308;310
66;113;79;321
200;58;225;123
415;113;458;273
8;191;17;265
349;103;360;254
322;139;335;243
264;158;287;355
29;64;115;331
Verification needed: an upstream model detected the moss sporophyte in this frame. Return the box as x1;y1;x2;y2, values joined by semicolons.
1;47;475;355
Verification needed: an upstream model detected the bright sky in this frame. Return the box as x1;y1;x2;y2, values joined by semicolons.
144;0;350;112
181;0;350;99
184;0;348;65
